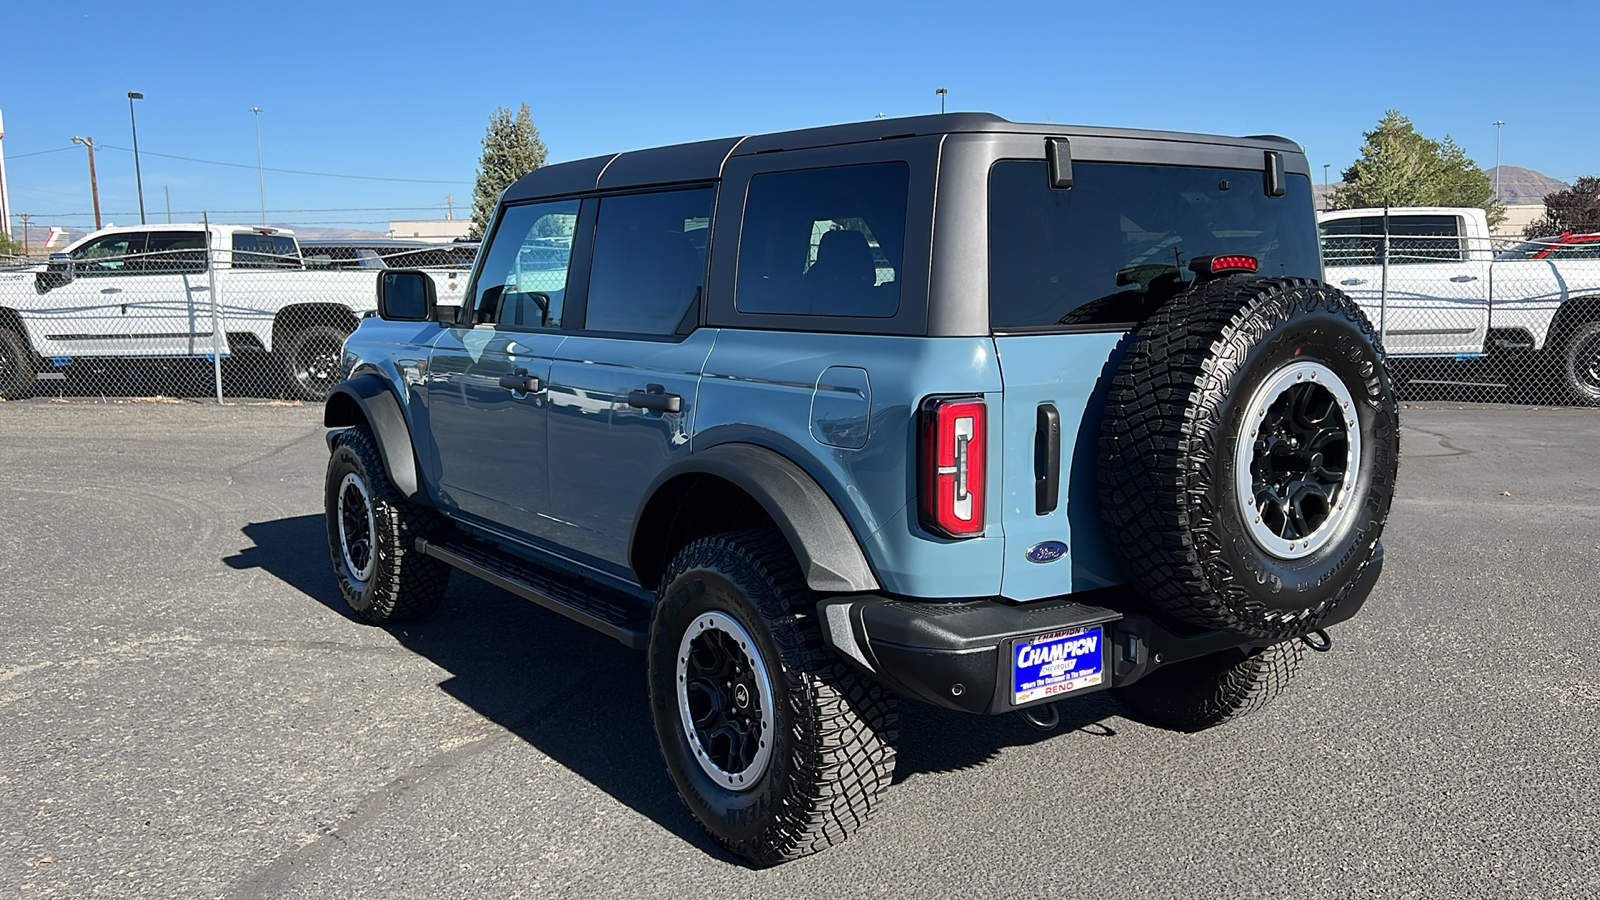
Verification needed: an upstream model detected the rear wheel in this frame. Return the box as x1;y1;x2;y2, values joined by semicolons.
0;328;36;400
281;324;349;401
1114;640;1307;732
648;529;897;866
1555;320;1600;406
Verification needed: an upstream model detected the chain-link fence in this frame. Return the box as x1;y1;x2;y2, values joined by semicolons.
0;222;474;402
1322;216;1600;406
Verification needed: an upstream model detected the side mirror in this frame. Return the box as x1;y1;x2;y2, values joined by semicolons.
376;270;436;321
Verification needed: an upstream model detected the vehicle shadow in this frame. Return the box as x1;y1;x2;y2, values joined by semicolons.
225;514;1127;858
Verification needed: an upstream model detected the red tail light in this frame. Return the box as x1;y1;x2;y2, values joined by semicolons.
1189;254;1259;277
919;397;986;538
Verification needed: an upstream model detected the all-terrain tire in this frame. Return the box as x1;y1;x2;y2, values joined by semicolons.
1113;640;1307;732
1099;277;1399;640
648;528;898;867
1554;320;1600;406
0;328;36;400
281;324;350;402
325;427;449;624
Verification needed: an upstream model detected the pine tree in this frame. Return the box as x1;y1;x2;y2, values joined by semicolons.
1331;111;1505;226
469;104;548;239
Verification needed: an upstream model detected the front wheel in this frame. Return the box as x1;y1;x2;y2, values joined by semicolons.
281;324;350;401
0;328;36;400
648;529;898;866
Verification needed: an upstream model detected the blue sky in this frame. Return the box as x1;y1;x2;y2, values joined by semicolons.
2;0;1591;233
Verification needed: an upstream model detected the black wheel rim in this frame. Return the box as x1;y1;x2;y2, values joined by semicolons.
676;611;773;790
337;472;375;582
1236;361;1361;559
1570;331;1600;398
295;336;343;398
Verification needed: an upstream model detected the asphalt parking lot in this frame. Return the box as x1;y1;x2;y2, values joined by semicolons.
2;399;1596;899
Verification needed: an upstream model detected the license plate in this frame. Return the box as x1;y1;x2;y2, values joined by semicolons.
1011;625;1104;706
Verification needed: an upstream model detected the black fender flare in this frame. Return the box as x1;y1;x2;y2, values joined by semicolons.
323;373;427;503
630;442;880;594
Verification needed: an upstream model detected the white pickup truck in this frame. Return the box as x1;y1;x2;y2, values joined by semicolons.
1318;207;1600;402
0;223;470;400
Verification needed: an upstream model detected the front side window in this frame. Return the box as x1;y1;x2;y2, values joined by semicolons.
472;199;580;328
584;187;714;335
990;161;1320;330
71;232;146;276
735;162;908;318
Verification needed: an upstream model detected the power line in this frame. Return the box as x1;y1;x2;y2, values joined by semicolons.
95;143;470;185
5;146;79;161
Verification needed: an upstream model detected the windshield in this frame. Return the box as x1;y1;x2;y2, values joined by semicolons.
988;160;1320;330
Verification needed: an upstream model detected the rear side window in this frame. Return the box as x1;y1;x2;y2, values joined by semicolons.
584;187;714;335
988;161;1320;330
1320;214;1465;265
735;162;908;318
471;199;580;328
139;231;207;274
231;233;301;269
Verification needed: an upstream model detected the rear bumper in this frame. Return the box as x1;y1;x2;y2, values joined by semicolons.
818;544;1383;714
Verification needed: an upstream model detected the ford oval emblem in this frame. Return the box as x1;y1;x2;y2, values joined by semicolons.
1026;541;1068;564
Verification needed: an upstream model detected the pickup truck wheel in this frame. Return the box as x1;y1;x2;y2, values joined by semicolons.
281;324;350;402
1100;277;1399;640
1555;321;1600;406
648;529;898;866
0;328;36;400
1113;640;1306;732
325;427;449;624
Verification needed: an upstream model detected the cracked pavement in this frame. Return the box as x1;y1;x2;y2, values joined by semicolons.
1;399;1596;899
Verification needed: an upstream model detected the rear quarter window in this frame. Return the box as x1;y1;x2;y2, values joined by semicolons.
988;160;1320;331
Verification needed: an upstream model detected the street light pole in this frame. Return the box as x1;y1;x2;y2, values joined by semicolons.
72;136;102;230
1492;120;1505;202
250;107;266;225
935;87;948;114
128;91;145;224
1324;163;1331;211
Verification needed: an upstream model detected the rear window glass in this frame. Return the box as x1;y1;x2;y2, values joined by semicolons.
735;162;908;318
988;161;1320;330
231;233;301;269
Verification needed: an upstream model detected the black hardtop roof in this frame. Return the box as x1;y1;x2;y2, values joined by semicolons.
502;113;1305;202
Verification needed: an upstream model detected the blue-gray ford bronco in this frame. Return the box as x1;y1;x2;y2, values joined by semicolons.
321;113;1398;865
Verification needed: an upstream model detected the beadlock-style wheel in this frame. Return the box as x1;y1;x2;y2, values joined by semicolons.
1234;360;1361;559
336;471;376;584
675;611;775;791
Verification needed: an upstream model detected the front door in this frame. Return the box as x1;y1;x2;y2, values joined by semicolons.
543;187;718;573
423;198;581;539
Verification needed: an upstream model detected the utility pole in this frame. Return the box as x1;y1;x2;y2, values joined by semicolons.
1323;164;1331;211
164;186;171;223
0;109;12;241
72;136;102;230
936;87;948;114
128;91;146;223
1492;120;1505;201
18;213;31;256
250;107;266;225
446;193;453;220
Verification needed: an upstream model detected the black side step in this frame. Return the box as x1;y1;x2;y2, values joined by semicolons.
416;534;650;650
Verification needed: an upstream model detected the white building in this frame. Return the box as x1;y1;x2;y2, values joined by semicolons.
387;219;473;242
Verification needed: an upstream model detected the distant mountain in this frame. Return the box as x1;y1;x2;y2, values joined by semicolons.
1482;167;1570;205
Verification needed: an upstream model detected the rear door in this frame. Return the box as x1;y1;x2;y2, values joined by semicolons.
542;186;717;573
422;199;580;539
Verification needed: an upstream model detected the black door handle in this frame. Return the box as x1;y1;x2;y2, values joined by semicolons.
628;388;681;413
498;368;541;393
1035;403;1061;514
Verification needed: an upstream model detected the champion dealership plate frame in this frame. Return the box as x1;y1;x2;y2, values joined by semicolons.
1010;625;1107;707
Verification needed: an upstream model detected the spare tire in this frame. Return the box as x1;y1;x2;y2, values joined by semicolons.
1098;276;1399;639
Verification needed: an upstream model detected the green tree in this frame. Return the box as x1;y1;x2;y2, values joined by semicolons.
469;104;548;239
1331;110;1505;225
0;230;19;258
1523;176;1600;239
